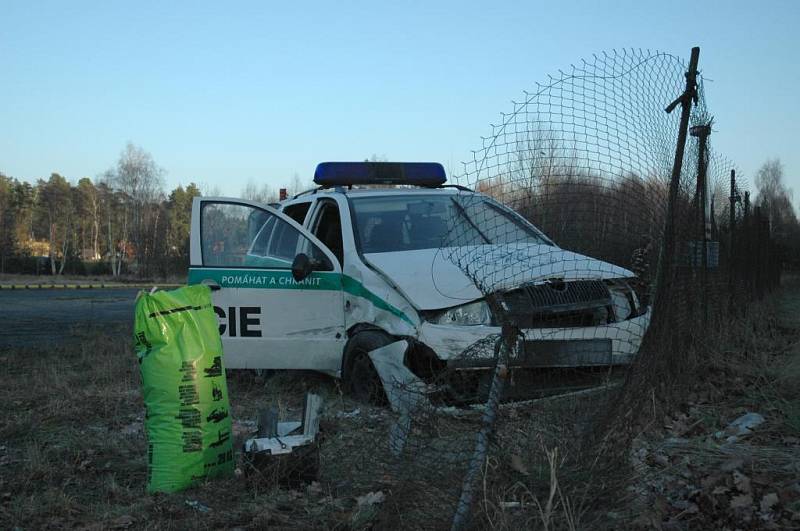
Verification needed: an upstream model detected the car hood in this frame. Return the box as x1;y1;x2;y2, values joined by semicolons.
364;244;634;311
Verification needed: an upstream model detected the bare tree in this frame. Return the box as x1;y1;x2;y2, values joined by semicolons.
108;143;165;275
287;172;308;197
97;172;126;277
114;142;165;204
76;178;101;260
242;180;278;204
755;158;799;244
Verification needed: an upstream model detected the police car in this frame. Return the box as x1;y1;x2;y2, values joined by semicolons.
189;162;651;401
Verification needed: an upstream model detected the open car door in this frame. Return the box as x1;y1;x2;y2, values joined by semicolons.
189;197;346;373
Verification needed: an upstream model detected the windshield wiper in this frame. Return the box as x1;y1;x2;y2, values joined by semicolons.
450;198;490;244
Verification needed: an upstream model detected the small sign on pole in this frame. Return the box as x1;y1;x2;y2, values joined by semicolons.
687;240;720;269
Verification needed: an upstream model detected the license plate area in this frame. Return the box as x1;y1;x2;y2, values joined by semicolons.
520;339;613;367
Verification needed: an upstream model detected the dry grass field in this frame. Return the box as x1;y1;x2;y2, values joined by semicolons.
1;280;799;529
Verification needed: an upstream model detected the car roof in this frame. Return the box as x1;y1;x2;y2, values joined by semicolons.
283;186;477;205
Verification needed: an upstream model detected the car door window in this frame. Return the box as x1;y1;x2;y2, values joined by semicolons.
249;216;277;256
311;201;344;266
282;202;312;225
201;202;332;270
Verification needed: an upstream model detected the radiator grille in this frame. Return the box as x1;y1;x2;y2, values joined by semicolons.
501;280;612;328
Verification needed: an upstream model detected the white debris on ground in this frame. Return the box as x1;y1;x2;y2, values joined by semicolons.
185;500;212;513
714;412;766;444
336;408;361;419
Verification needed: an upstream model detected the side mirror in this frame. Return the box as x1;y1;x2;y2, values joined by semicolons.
291;253;313;282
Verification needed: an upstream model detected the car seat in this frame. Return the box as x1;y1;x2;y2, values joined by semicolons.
368;218;402;253
409;216;448;249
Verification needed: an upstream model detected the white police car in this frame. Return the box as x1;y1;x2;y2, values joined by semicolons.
189;162;650;401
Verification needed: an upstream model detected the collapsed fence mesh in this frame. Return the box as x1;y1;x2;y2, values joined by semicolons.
338;47;781;530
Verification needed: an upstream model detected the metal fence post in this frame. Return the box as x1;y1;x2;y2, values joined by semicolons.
743;192;752;299
729;170;736;249
744;191;750;220
653;46;700;310
729;170;737;313
762;213;773;294
754;206;764;299
451;326;516;531
690;122;711;327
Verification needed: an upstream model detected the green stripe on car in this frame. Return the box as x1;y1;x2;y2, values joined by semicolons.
189;268;342;290
340;275;415;326
187;268;415;326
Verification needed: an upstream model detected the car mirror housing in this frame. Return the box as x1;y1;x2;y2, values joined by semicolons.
291;253;313;282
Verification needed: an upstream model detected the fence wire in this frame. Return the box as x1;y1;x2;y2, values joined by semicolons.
330;47;781;530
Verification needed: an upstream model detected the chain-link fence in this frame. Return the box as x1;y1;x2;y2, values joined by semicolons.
326;47;781;530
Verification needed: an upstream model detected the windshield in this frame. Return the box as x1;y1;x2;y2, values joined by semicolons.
350;193;552;253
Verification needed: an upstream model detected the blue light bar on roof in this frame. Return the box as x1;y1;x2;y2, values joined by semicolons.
314;162;446;187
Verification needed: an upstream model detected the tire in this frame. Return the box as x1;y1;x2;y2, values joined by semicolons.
344;330;393;405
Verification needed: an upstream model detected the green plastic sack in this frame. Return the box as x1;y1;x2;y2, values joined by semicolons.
133;284;234;493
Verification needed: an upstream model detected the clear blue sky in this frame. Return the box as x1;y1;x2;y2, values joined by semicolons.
1;0;798;200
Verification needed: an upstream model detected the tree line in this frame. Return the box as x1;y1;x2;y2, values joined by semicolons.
475;154;800;270
2;141;797;278
0;143;309;278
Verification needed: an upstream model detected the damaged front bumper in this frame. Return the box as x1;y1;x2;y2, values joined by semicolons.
366;309;651;406
416;308;652;369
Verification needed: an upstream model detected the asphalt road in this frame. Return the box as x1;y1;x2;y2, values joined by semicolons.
0;288;141;348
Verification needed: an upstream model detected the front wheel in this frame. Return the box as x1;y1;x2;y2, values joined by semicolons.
343;331;393;405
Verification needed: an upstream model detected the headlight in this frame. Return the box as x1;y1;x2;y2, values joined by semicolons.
606;279;639;321
429;300;492;326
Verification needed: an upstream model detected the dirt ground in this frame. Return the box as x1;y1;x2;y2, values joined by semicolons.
1;280;799;529
622;279;800;529
0;328;404;529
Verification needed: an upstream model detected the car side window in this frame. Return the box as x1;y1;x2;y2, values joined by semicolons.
201;202;332;270
250;216;277;256
266;218;302;261
311;201;344;266
282;202;312;225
